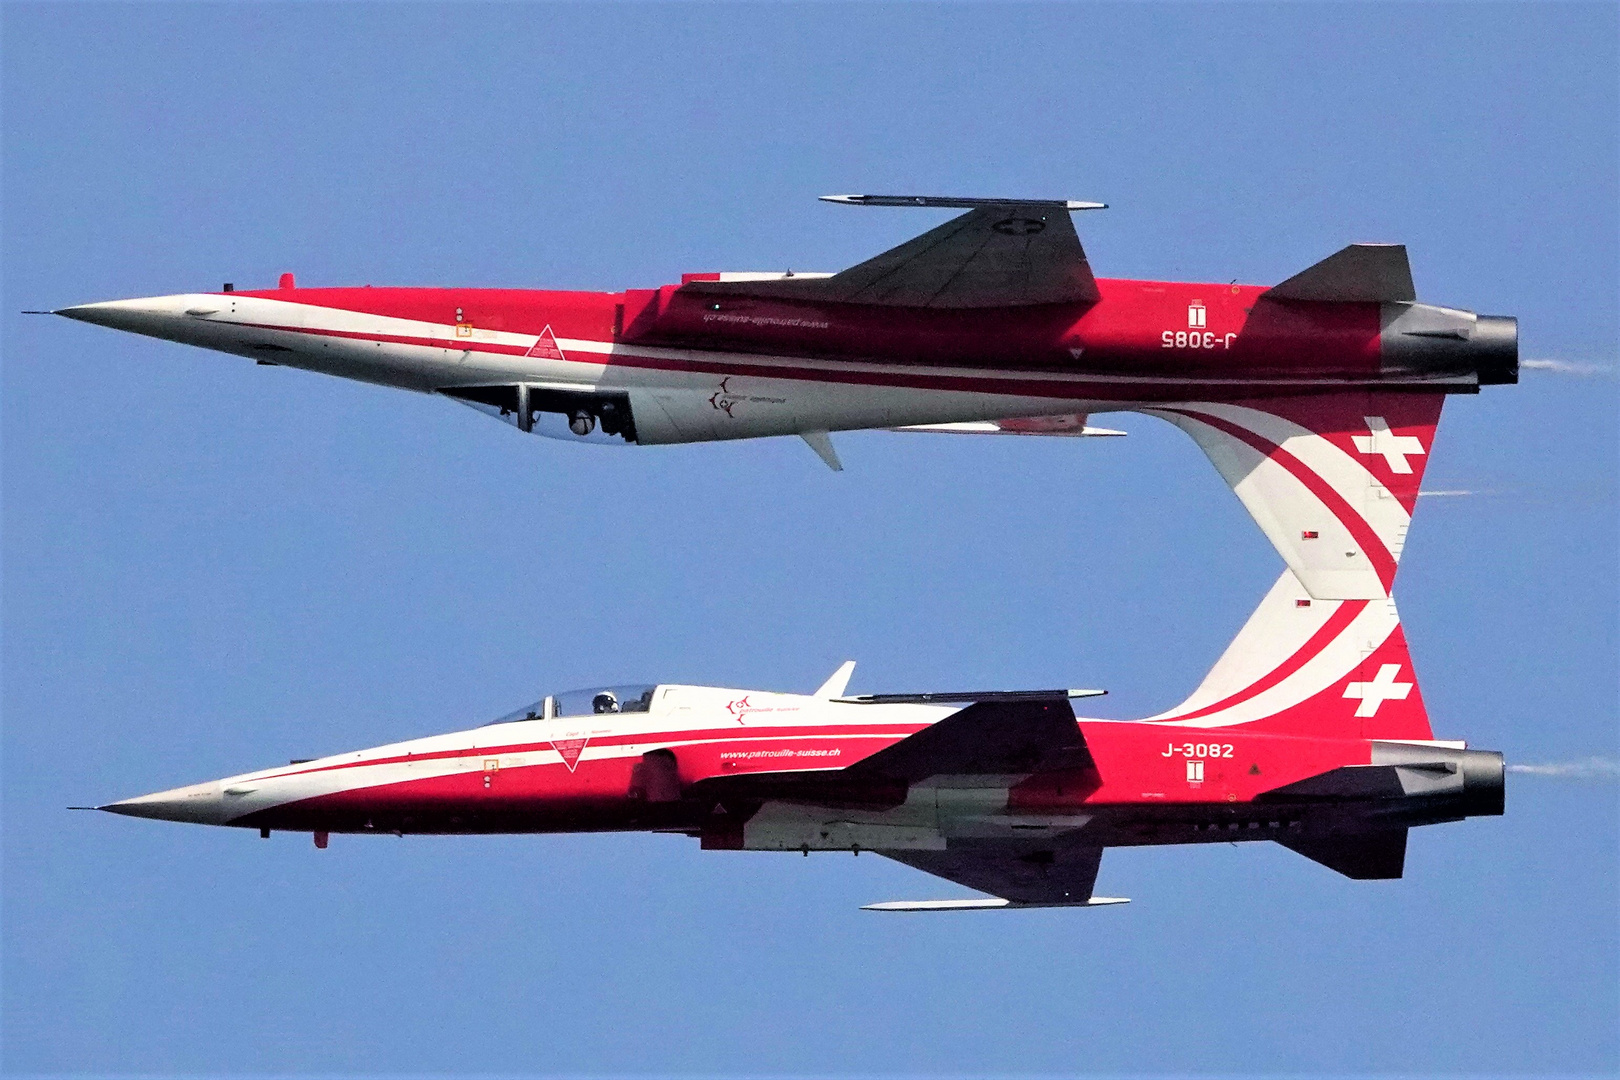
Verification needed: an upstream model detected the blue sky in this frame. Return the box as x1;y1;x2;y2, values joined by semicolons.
3;3;1615;1075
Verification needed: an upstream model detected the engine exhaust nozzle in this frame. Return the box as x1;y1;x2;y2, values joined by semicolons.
1380;304;1518;385
1472;315;1518;385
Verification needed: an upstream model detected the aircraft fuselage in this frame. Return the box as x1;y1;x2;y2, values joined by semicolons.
105;683;1503;862
56;273;1516;449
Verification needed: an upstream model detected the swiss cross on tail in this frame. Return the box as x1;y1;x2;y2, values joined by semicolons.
1344;663;1414;717
526;325;566;361
1352;417;1426;475
1146;392;1444;600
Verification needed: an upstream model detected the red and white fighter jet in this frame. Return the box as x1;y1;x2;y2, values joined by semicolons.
97;389;1504;908
53;194;1515;473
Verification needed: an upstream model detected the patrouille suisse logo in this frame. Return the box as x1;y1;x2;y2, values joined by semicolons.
708;376;786;419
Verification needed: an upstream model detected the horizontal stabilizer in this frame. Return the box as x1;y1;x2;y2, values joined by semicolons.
1266;243;1416;303
1277;829;1408;879
863;896;1129;912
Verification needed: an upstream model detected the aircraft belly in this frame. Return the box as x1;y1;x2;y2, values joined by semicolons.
625;378;1109;445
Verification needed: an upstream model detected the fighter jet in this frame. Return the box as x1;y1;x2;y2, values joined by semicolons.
95;568;1502;909
50;195;1513;474
92;399;1501;908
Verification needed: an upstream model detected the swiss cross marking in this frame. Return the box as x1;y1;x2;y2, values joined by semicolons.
1351;416;1426;474
1343;664;1413;717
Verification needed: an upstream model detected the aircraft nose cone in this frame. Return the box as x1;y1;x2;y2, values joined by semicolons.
55;296;200;335
100;780;232;825
55;302;118;327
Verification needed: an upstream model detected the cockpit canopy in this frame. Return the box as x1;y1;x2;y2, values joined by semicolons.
486;684;657;725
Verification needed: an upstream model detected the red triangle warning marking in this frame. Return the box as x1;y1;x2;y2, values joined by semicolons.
527;324;566;361
550;735;589;772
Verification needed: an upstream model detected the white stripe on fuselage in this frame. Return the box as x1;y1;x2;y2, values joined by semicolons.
160;294;1477;398
204;693;951;821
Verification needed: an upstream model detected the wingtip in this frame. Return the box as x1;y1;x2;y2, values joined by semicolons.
821;194;1104;211
863;896;1130;911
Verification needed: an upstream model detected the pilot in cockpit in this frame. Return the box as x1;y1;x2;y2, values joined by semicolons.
592;690;619;714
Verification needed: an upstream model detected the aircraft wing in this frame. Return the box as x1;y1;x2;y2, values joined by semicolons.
685;697;1121;910
685;196;1103;309
842;698;1094;782
687;698;1094;806
873;839;1110;907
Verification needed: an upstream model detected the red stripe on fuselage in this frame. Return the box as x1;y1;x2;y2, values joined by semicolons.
1155;598;1369;723
241;318;1463;404
249;720;935;784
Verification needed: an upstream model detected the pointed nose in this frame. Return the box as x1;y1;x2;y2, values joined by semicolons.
100;779;234;826
55;295;208;335
58;296;180;331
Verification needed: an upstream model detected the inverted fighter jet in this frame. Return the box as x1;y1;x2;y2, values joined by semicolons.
50;195;1513;475
91;399;1501;908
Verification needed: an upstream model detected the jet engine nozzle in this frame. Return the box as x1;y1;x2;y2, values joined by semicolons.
1471;315;1518;385
1370;741;1505;818
1379;303;1518;385
1459;749;1506;817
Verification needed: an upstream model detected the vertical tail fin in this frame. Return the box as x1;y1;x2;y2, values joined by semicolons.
1147;568;1432;741
1144;393;1444;601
